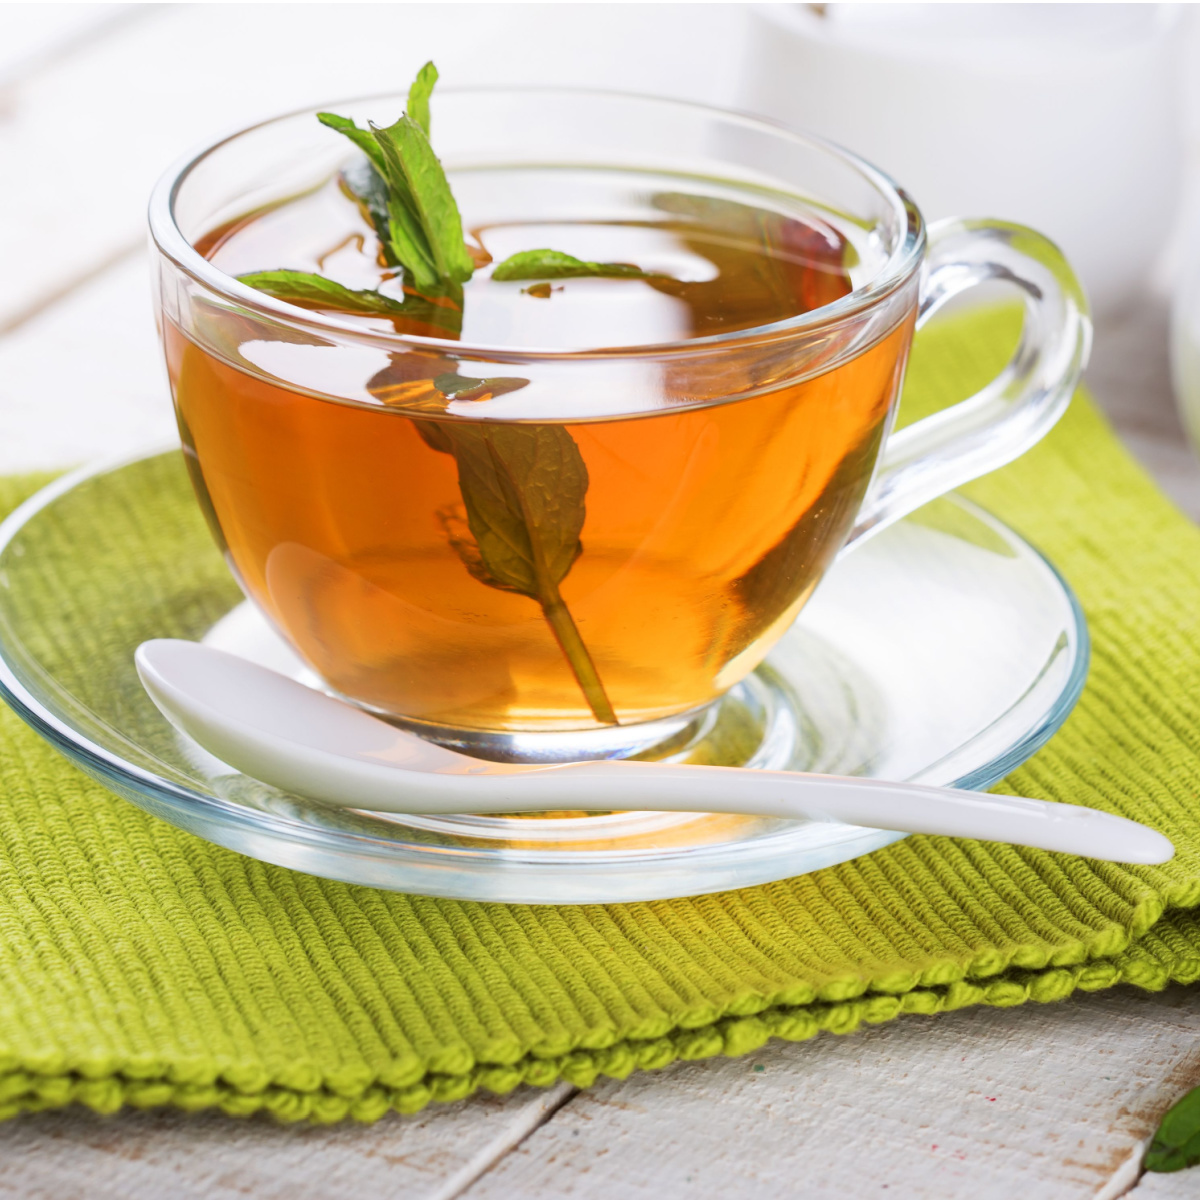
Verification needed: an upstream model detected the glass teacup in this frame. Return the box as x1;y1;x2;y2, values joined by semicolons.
149;90;1088;764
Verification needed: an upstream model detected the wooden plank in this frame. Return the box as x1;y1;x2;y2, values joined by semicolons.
462;988;1200;1200
0;3;748;331
0;251;173;474
1128;1165;1200;1198
0;1082;574;1200
0;4;135;84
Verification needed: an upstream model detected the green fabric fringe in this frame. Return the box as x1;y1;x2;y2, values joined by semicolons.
2;307;1200;1123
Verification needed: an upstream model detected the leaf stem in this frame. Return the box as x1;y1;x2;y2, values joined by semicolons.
481;430;618;727
538;582;618;726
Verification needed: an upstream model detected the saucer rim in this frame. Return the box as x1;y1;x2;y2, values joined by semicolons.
0;446;1090;898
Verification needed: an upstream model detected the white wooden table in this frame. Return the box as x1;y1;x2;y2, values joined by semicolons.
2;7;1199;1197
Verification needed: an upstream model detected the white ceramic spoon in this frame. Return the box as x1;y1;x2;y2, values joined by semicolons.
135;639;1174;865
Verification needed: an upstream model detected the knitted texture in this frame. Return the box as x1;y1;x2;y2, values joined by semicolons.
1;307;1199;1123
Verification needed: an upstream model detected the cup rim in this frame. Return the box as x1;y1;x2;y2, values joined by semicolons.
148;85;926;362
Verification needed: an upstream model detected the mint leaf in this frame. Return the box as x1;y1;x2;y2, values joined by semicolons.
319;111;402;267
371;115;475;288
417;421;617;725
491;249;654;282
317;111;385;173
338;160;396;266
432;373;529;402
384;184;440;292
452;425;585;595
319;109;421;275
1147;1085;1200;1172
317;63;471;295
237;270;466;338
407;60;437;138
401;285;466;337
366;349;459;412
235;270;409;315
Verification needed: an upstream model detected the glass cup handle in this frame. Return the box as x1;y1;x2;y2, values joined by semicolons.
845;217;1092;549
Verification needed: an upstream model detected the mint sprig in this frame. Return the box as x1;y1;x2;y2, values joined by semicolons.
415;420;617;724
315;111;386;172
1147;1085;1200;1173
369;112;474;291
405;60;437;140
432;373;529;402
247;62;661;309
229;61;641;725
337;159;395;265
491;249;656;283
236;270;409;316
238;270;464;336
312;62;472;295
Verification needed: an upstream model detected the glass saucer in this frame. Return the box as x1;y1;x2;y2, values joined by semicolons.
0;450;1088;904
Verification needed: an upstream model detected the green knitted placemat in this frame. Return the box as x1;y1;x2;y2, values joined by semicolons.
1;306;1200;1124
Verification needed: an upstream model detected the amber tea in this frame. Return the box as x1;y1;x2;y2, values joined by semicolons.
169;184;910;734
164;72;915;739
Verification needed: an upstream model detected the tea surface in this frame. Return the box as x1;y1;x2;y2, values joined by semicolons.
204;167;879;349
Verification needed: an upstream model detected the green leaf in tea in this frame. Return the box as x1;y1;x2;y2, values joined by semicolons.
417;419;617;725
320;112;402;269
453;424;585;594
320;114;432;287
235;270;410;316
338;159;397;266
433;373;530;402
370;115;475;290
385;193;441;292
316;111;386;173
239;270;467;338
388;285;467;338
242;63;618;723
492;249;655;282
1147;1085;1200;1172
406;60;438;138
317;62;470;294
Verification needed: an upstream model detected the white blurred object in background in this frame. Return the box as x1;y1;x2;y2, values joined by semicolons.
741;3;1184;317
1169;11;1200;463
1173;263;1200;457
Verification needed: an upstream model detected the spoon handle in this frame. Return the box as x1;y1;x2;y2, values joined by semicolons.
540;761;1174;865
